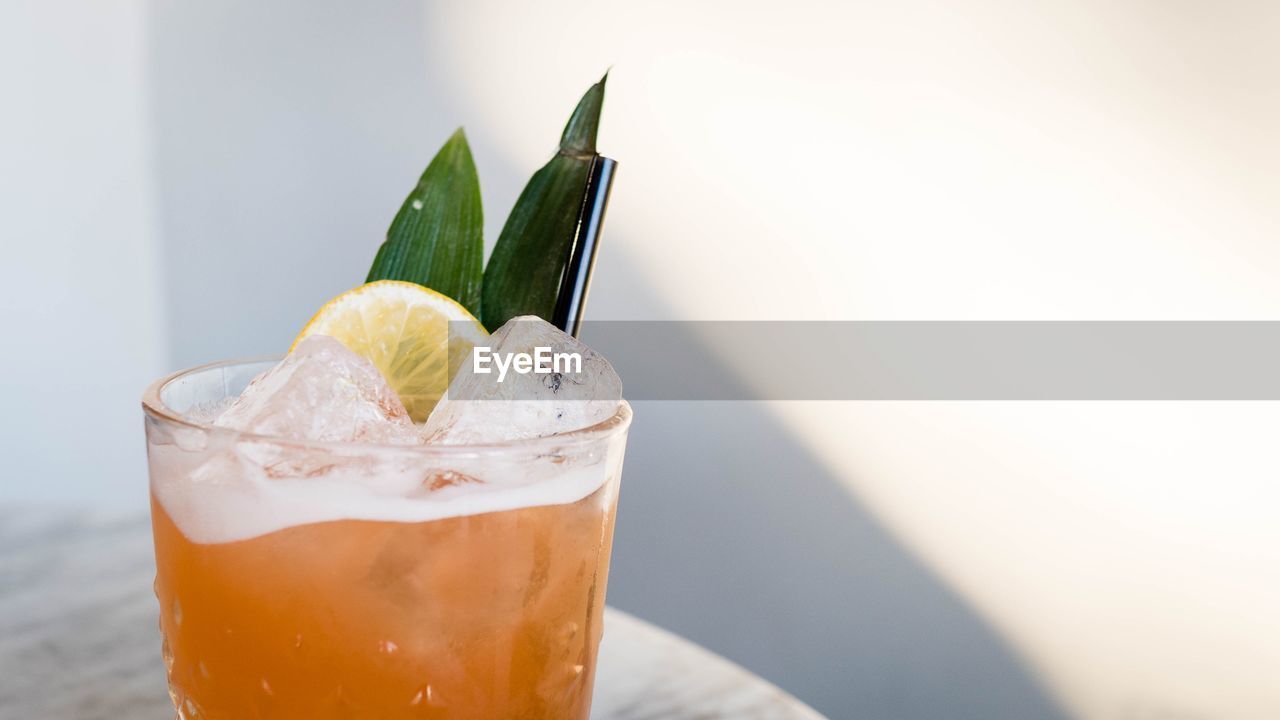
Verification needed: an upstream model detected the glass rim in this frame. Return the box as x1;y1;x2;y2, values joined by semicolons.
142;355;633;456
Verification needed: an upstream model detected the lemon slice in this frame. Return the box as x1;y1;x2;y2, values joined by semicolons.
292;280;488;422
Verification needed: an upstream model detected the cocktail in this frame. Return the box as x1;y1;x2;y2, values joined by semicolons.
142;77;629;719
144;350;629;718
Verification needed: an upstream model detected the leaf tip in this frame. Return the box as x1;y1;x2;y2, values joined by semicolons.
440;127;478;172
559;74;608;155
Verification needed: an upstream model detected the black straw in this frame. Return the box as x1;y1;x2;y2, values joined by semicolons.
552;155;617;338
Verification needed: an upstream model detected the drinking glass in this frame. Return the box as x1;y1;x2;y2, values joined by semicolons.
143;358;631;719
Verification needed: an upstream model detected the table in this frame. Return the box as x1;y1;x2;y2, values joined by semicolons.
0;507;824;719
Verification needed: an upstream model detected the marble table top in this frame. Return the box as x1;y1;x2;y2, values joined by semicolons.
0;507;824;719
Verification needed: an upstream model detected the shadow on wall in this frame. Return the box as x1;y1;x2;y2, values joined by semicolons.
591;257;1065;720
145;1;1066;717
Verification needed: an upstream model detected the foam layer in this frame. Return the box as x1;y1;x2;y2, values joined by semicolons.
149;435;622;544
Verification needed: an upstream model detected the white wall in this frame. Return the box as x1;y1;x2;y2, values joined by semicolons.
0;0;166;506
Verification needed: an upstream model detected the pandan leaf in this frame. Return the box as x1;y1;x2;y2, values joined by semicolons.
481;75;607;331
367;128;483;315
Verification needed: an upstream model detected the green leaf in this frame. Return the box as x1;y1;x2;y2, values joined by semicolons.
481;74;607;331
367;128;483;315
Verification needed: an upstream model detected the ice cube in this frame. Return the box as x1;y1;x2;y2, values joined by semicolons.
214;335;419;444
423;316;622;444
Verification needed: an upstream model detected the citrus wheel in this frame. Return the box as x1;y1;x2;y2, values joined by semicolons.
292;280;487;422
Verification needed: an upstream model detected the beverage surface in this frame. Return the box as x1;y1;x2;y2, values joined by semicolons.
148;312;625;545
148;429;624;544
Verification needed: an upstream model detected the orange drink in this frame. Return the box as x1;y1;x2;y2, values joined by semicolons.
143;359;630;720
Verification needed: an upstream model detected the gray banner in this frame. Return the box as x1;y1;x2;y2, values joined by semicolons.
453;321;1280;400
